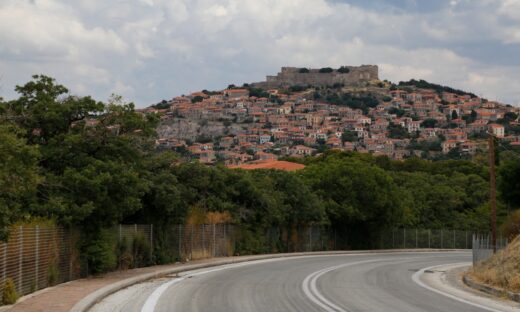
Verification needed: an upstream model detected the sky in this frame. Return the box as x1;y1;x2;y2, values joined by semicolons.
1;0;520;107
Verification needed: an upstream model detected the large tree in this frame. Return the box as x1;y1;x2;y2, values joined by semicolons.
0;123;41;239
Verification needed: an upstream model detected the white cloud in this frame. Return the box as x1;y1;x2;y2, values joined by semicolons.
498;0;520;20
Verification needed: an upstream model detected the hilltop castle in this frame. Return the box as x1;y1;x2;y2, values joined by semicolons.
251;65;379;89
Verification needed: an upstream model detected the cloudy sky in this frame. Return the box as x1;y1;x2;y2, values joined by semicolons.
1;0;520;107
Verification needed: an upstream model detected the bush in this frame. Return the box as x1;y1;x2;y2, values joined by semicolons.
132;234;152;268
82;229;117;275
500;210;520;241
2;278;18;305
298;68;310;73
117;237;133;270
47;264;59;286
319;67;334;73
337;66;350;73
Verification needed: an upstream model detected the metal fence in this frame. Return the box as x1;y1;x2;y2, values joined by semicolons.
0;225;80;300
379;229;474;249
160;224;235;262
116;224;154;270
472;234;508;265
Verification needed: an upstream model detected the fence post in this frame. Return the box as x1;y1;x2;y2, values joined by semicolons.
453;230;456;249
202;225;206;258
3;243;6;284
18;226;23;294
428;230;431;249
35;225;39;290
441;229;443;249
392;229;395;249
178;225;182;260
465;231;468;249
119;224;122;270
190;225;194;260
212;224;216;257
68;228;73;281
150;224;153;261
415;229;418;248
222;223;229;257
334;228;337;250
403;229;406;249
309;227;312;252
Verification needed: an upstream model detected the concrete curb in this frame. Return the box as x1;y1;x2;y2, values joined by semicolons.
70;249;465;312
463;273;520;303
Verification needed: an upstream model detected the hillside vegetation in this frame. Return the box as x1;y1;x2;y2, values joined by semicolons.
470;235;520;292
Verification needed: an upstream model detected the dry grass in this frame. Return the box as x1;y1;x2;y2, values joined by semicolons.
470;235;520;293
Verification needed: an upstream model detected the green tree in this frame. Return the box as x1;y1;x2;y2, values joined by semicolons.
319;67;334;73
6;75;104;145
0;124;41;239
388;123;409;139
421;118;438;128
191;95;204;103
303;154;404;248
337;66;350;74
499;160;520;208
451;110;459;120
341;130;358;143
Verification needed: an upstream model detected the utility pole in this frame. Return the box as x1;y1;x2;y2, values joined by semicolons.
488;133;497;253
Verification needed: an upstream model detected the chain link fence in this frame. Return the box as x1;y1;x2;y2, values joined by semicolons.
472;234;508;265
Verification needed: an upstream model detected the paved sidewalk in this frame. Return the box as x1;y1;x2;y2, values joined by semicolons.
5;258;217;312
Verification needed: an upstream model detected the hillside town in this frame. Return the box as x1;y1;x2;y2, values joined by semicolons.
143;66;520;166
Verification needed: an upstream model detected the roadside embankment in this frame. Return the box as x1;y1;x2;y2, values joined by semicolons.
466;236;520;301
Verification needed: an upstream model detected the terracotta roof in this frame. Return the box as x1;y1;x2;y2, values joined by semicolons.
228;160;305;171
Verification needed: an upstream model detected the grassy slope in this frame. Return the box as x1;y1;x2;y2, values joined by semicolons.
470;236;520;292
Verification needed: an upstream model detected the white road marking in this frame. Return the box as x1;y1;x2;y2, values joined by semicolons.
140;256;318;312
301;258;413;312
139;252;470;312
411;263;508;312
140;278;185;312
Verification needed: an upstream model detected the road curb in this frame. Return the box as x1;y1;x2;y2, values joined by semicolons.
70;249;465;312
463;273;520;303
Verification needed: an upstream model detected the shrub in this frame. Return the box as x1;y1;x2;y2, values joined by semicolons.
337;66;350;73
132;234;152;268
2;278;18;305
117;237;133;270
298;68;310;73
47;264;59;286
500;210;520;241
191;96;204;103
82;229;117;275
319;67;334;73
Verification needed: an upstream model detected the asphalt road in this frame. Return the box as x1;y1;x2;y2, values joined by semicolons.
91;251;515;312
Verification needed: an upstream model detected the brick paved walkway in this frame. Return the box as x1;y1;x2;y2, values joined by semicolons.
6;260;212;312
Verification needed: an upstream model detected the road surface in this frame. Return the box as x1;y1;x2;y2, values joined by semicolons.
91;251;519;312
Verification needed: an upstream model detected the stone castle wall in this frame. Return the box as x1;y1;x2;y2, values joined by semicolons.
252;65;378;89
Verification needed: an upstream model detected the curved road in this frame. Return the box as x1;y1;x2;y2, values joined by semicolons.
91;252;517;312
